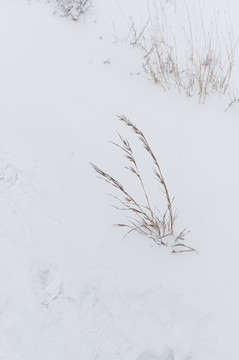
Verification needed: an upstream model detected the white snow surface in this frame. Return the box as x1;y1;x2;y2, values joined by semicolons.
0;0;239;359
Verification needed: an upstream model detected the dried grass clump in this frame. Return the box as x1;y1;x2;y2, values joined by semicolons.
91;115;195;253
53;0;92;20
129;2;238;103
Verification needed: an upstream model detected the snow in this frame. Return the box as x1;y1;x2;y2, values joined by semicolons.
0;0;239;359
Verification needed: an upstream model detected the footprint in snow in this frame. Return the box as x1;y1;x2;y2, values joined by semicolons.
137;348;174;360
79;287;132;357
0;162;19;189
79;287;114;339
32;264;63;308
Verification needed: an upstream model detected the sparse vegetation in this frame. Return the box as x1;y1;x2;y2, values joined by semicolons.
91;116;195;253
128;1;238;103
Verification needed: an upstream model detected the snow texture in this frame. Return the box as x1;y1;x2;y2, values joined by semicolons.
0;0;239;359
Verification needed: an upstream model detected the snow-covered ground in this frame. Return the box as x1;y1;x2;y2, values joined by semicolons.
0;0;239;359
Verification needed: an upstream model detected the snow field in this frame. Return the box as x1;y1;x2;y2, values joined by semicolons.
0;0;239;359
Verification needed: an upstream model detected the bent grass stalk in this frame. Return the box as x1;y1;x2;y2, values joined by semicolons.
91;115;195;253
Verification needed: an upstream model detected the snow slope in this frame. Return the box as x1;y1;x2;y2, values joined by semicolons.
0;0;239;359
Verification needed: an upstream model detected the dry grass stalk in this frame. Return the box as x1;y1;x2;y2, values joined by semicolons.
91;115;195;253
224;90;239;112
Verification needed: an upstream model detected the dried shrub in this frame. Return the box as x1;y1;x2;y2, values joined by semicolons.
53;0;92;20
